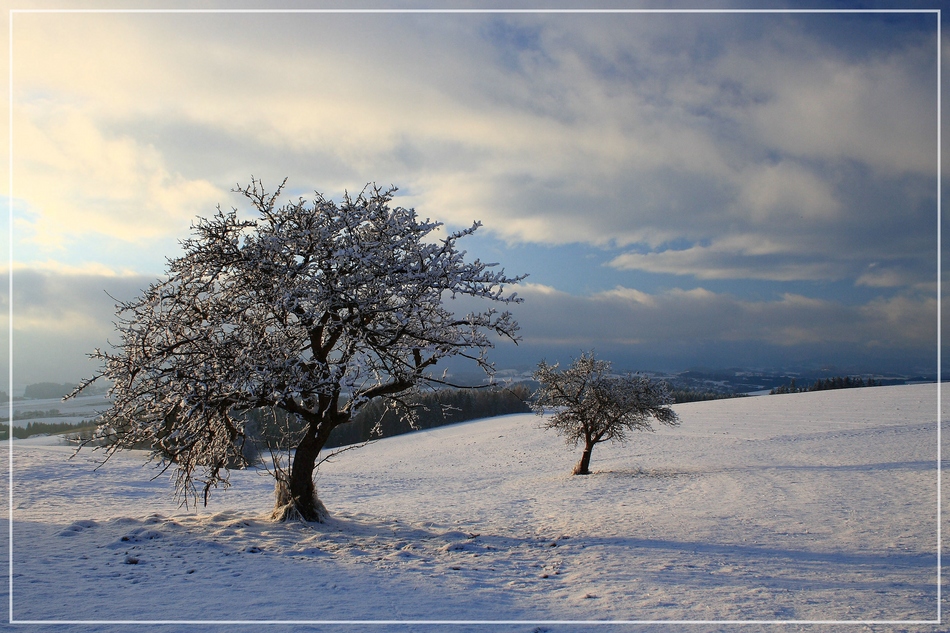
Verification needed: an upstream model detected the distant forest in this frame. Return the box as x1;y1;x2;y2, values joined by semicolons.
769;376;880;395
242;384;534;457
3;420;98;440
669;389;747;404
22;382;81;399
7;385;534;449
4;383;756;444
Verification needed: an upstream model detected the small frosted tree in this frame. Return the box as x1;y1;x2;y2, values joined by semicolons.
70;178;524;521
532;352;679;475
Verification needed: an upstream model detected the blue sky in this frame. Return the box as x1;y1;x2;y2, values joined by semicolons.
3;3;944;388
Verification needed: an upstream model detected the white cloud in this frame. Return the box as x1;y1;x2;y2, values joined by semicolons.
855;264;919;289
517;282;566;297
593;286;656;306
7;260;142;278
859;292;938;347
3;266;155;383
3;263;938;385
13;103;225;250
738;40;937;176
9;13;935;276
735;161;840;223
607;239;844;282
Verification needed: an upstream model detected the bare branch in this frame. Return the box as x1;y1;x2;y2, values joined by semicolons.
533;351;679;475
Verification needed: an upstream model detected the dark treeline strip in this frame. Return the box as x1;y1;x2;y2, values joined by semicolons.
0;409;66;422
8;386;534;452
2;420;97;440
331;383;533;448
669;390;748;404
16;382;109;401
240;385;533;462
770;376;880;395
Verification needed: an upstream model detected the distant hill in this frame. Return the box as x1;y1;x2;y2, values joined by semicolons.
659;368;923;395
22;382;79;400
22;381;109;400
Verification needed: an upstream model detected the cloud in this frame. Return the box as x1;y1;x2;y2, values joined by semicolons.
12;12;935;261
738;31;937;176
594;286;656;307
4;11;939;378
6;267;152;330
607;239;845;282
855;263;921;289
13;103;225;250
9;259;143;278
3;267;156;386
3;264;939;387
735;161;840;222
509;282;935;368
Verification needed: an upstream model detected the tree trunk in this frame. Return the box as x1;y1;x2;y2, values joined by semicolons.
573;441;595;475
272;420;332;522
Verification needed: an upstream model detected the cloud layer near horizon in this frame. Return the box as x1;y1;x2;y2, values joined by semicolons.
4;267;938;387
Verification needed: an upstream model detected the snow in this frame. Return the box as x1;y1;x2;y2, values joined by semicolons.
3;384;945;632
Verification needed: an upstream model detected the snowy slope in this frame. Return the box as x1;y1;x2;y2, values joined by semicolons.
2;384;945;632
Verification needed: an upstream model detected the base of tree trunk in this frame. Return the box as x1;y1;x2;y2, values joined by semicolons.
271;479;329;523
572;447;594;475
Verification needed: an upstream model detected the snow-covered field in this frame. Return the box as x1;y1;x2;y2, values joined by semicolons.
2;384;945;632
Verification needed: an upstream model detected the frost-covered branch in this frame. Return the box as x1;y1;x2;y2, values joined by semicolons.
71;178;525;520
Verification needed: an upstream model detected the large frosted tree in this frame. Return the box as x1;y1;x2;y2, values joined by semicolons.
533;352;679;475
72;179;524;521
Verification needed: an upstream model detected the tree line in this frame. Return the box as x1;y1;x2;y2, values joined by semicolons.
0;408;67;422
23;382;82;400
2;420;98;440
8;383;743;442
669;389;748;404
240;384;533;460
17;385;530;449
770;376;880;395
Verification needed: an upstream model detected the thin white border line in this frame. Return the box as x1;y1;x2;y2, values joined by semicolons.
7;619;946;626
936;7;943;626
6;7;13;627
5;6;943;627
5;8;944;14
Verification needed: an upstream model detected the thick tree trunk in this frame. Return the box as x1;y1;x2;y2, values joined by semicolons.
272;420;332;522
573;442;595;475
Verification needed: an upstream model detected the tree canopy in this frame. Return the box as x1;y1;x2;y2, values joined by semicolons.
72;179;524;520
533;352;679;475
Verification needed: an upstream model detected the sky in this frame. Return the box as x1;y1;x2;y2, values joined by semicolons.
2;1;945;391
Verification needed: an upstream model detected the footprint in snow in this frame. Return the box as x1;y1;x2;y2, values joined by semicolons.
439;541;471;553
115;527;163;545
57;519;98;536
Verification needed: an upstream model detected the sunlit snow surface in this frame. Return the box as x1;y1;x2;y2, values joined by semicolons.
4;384;946;632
